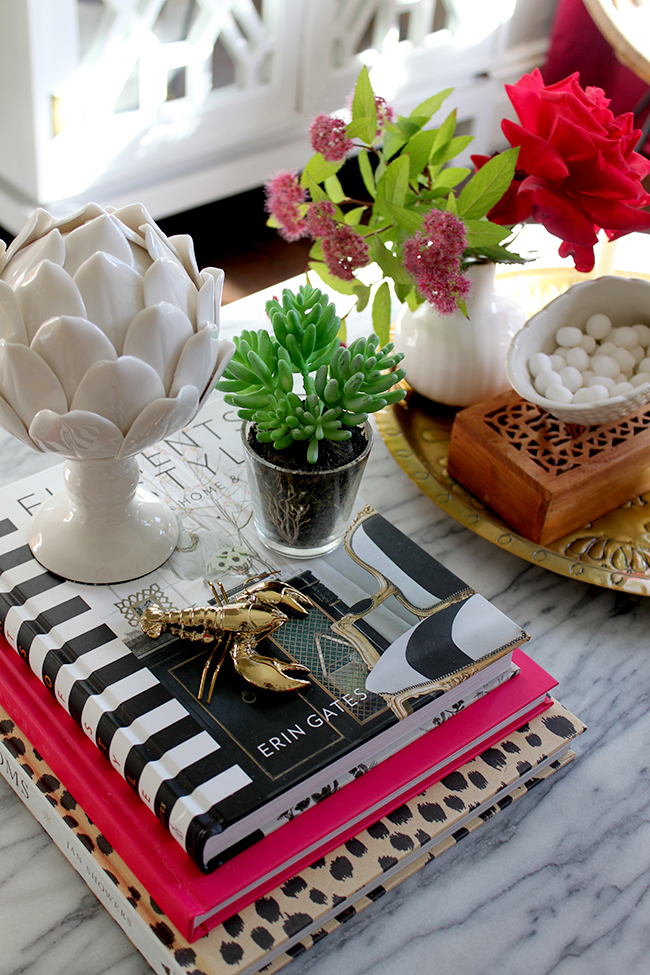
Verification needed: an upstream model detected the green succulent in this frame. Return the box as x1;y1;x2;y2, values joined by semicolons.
217;283;406;463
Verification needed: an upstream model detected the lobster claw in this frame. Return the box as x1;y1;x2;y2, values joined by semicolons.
245;579;314;617
231;642;311;692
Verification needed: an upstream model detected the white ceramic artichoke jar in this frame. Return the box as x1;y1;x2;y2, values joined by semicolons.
0;203;234;584
392;262;527;407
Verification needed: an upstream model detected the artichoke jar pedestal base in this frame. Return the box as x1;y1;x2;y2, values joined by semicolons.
28;455;179;584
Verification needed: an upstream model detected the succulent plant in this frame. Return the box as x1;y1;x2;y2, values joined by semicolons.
217;283;406;463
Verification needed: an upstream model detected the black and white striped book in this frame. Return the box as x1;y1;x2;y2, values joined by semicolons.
0;395;528;871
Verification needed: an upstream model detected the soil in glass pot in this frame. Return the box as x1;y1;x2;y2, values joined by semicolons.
242;421;372;558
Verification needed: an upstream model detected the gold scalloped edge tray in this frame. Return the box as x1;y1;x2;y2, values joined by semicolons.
377;267;650;596
376;398;650;594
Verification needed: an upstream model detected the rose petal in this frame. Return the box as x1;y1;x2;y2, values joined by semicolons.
557;240;596;273
574;194;650;233
628;150;650;181
29;408;124;459
122;302;194;393
63;213;134;276
17;260;87;342
566;152;646;201
506;79;544;134
0;339;67;427
501;119;569;181
30;315;117;405
74;251;144;352
70;356;166;434
487;178;534;226
548;115;597;164
0;281;28;344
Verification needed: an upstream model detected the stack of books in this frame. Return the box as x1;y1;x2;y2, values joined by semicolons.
0;394;585;974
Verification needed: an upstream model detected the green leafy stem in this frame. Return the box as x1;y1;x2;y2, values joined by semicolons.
293;65;524;333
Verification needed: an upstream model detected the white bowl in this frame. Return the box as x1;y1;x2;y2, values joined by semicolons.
506;275;650;425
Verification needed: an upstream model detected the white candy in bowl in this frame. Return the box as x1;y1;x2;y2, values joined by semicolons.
506;275;650;425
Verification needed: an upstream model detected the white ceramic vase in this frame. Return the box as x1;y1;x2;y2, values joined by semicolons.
392;262;526;407
0;203;235;583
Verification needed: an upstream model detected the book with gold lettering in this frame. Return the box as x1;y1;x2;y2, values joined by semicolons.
0;627;558;941
0;395;528;873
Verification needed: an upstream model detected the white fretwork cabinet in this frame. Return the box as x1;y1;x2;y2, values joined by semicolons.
0;0;557;233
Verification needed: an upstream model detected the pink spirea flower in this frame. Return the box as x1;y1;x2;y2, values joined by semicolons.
375;96;396;136
306;200;337;238
403;209;470;315
322;225;370;281
264;171;308;242
309;114;353;162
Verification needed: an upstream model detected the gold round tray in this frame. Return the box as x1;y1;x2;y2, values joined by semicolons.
377;266;650;596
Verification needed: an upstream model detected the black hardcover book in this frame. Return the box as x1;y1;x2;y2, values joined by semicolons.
0;397;527;871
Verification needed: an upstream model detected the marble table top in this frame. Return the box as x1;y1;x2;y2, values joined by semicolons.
3;230;650;975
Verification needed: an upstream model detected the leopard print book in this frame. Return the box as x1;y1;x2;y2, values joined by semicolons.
0;700;582;975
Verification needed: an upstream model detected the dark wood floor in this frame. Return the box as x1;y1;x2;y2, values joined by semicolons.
0;186;312;306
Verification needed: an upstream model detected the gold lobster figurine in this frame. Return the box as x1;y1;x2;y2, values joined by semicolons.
139;574;313;701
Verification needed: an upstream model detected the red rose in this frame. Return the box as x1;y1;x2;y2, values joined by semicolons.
472;69;650;272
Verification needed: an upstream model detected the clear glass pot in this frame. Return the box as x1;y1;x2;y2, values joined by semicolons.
241;421;373;559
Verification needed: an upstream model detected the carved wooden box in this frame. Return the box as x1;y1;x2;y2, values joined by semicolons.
447;390;650;545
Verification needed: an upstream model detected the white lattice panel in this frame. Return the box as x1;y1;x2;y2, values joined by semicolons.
0;0;555;232
0;0;305;228
301;0;526;163
68;0;280;122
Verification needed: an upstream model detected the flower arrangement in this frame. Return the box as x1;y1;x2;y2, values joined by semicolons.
217;283;405;463
473;68;650;273
265;67;523;335
265;67;650;334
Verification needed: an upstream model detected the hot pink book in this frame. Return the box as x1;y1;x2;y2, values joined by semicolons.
0;638;554;941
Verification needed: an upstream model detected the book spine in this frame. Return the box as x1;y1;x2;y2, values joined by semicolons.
0;703;578;975
0;543;247;871
0;734;188;975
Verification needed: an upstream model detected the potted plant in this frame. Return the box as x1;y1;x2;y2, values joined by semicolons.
263;66;526;407
217;282;405;557
263;67;650;407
